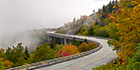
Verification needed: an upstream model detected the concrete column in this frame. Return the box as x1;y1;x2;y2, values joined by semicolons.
64;38;66;45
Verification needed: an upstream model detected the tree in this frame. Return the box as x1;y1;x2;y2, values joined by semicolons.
95;20;99;25
72;37;76;45
5;43;26;66
0;58;13;69
103;5;107;12
84;38;88;43
73;17;76;21
24;46;30;60
62;44;79;54
98;9;101;13
94;27;109;37
54;44;64;52
0;49;5;58
88;42;98;50
31;43;54;62
88;25;94;36
71;37;81;47
93;10;95;13
56;44;79;57
55;49;70;57
109;0;140;65
3;60;13;69
108;1;113;13
79;42;89;52
0;58;5;70
49;41;56;49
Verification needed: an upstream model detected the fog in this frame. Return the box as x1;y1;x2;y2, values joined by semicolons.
0;0;111;49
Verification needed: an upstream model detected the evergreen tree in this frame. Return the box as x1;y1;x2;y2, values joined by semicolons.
88;25;94;36
71;37;80;47
103;5;107;12
93;10;95;13
98;9;101;13
72;37;76;45
84;38;88;43
5;43;26;66
24;46;30;60
49;41;56;49
108;1;113;13
73;17;76;21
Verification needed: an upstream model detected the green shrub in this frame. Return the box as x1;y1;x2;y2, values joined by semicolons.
31;43;54;62
78;42;89;52
94;28;109;37
88;42;98;50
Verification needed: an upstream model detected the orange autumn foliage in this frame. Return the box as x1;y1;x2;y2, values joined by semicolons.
56;44;79;57
0;58;13;69
62;44;79;55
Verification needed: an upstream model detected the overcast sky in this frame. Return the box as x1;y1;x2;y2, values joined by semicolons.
0;0;112;35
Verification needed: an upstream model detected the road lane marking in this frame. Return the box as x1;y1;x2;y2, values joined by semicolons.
67;48;113;70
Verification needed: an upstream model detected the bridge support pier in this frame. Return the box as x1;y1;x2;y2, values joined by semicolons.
47;35;68;45
64;38;66;45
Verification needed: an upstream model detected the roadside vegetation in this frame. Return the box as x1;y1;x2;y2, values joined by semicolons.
0;39;98;69
93;0;140;69
56;0;140;70
56;0;119;37
1;0;139;70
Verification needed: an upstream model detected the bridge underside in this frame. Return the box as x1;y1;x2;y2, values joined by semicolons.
47;34;91;45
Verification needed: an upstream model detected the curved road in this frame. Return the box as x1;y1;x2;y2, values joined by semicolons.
37;33;118;70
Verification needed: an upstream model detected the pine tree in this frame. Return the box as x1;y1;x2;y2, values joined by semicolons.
50;41;56;49
5;43;26;66
88;25;94;36
84;38;88;43
24;46;30;60
103;5;107;12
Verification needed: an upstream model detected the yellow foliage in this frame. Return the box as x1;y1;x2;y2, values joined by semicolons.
130;1;138;6
113;5;116;8
138;4;140;7
0;58;4;61
109;16;115;19
24;63;28;65
0;58;13;69
4;60;13;68
113;5;120;8
116;24;119;26
110;0;140;65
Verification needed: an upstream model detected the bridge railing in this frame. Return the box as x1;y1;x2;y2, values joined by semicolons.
6;43;102;70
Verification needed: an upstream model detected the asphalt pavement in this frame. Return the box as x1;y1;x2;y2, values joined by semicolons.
36;33;118;70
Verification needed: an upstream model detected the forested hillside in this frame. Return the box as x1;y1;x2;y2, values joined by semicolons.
56;0;140;70
94;0;140;70
56;13;97;35
56;0;118;37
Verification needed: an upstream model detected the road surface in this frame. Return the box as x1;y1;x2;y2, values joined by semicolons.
36;33;118;70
